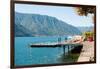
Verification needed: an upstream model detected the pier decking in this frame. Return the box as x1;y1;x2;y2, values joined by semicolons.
30;42;82;47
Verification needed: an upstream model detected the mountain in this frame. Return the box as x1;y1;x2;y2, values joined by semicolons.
15;24;33;36
15;12;81;37
77;26;93;33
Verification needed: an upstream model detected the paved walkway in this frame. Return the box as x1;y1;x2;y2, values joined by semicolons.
77;41;94;62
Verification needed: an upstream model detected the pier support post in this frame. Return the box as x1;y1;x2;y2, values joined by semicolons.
63;45;65;56
68;45;70;55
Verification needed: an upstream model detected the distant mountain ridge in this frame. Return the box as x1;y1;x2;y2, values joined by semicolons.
77;26;93;32
15;12;81;37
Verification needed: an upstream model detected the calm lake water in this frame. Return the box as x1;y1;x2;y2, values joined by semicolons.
15;36;72;66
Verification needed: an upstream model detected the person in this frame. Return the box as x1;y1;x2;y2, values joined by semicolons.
58;37;61;43
65;37;67;42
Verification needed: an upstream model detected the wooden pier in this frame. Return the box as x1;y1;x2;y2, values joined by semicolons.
30;41;83;56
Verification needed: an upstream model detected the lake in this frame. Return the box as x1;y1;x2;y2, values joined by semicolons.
15;36;72;66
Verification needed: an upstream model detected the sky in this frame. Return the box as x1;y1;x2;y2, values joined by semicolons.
15;4;94;27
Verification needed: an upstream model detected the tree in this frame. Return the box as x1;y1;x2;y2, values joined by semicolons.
75;6;96;24
74;6;96;41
